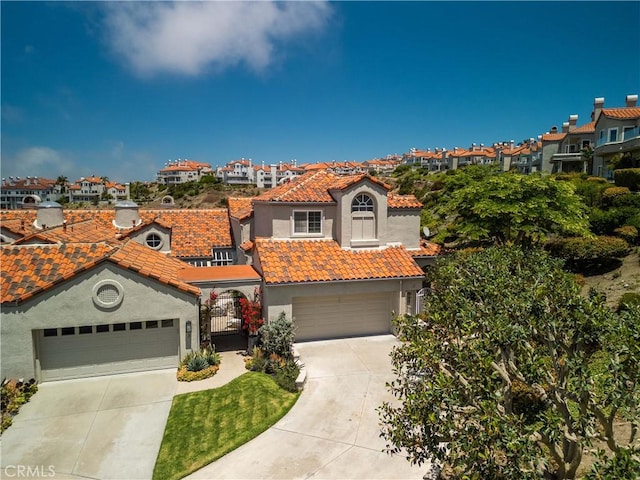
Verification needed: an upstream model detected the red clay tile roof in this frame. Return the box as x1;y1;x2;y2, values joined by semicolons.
542;133;567;142
569;121;596;133
177;265;261;283
601;107;640;119
240;240;254;252
388;193;422;209
1;240;200;305
254;170;390;204
227;197;254;220
255;238;424;285
412;239;443;257
1;208;232;258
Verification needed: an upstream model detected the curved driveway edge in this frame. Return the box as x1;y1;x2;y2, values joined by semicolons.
186;334;430;480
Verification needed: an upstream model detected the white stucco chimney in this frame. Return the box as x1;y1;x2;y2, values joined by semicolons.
35;201;64;229
592;97;605;121
626;94;638;107
113;200;141;229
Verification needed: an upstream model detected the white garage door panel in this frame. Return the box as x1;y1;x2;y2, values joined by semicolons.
38;323;179;381
293;293;392;341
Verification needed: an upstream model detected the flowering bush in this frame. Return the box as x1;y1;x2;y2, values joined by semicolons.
240;289;263;335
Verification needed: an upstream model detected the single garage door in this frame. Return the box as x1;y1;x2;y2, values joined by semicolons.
37;319;179;381
292;292;393;341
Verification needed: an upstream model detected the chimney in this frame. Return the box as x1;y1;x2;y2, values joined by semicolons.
562;122;570;133
550;126;558;134
626;94;638;107
592;97;605;121
568;115;578;131
113;200;140;229
36;201;64;229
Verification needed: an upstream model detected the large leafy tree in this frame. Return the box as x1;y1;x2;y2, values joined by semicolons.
431;167;590;245
379;247;639;479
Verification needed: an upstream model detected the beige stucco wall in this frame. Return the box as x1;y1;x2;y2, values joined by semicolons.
262;277;423;325
332;181;388;248
386;209;421;248
254;202;337;240
0;263;199;381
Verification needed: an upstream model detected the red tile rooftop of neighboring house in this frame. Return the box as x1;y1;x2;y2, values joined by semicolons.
0;240;199;305
0;208;232;259
542;133;567;141
255;238;424;285
177;265;261;283
601;107;640;119
570;121;596;133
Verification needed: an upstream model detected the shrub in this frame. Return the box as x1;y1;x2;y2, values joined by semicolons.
611;192;640;208
586;176;609;184
614;168;640;191
259;312;296;360
187;356;209;372
245;347;267;372
614;225;639;244
602;186;632;205
547;236;630;266
1;378;38;433
176;364;220;382
273;360;301;393
590;207;639;235
617;292;640;313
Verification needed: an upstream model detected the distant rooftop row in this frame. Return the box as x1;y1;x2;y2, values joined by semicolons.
2;94;638;209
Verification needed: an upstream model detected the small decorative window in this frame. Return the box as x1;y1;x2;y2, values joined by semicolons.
162;319;174;328
61;327;75;336
146;320;158;329
130;322;142;330
79;326;93;334
43;328;58;337
145;233;162;249
113;323;126;332
96;324;110;333
352;194;374;212
92;280;124;308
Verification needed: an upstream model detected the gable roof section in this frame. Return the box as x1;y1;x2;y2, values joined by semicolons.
254;170;391;204
255;238;424;285
227;197;254;220
1;240;199;305
569;121;596;134
542;133;567;142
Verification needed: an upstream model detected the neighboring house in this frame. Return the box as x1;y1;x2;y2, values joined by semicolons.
217;159;254;185
66;176;130;204
593;94;640;174
156;159;213;185
0;177;62;210
0;239;200;382
229;170;439;341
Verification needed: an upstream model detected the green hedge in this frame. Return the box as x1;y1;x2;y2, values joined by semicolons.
614;168;640;191
547;235;630;262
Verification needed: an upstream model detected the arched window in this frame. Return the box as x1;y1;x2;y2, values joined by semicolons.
352;194;374;212
351;194;375;241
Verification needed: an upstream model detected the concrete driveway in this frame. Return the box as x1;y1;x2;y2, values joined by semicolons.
186;335;430;480
0;369;177;480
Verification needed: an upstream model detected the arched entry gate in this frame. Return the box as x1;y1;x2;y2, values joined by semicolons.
201;291;244;342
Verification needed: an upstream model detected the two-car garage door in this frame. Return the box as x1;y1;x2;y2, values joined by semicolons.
37;319;179;381
292;293;393;342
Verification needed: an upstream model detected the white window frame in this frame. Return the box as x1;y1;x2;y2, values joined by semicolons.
145;232;163;250
212;250;233;266
292;210;323;236
608;127;619;143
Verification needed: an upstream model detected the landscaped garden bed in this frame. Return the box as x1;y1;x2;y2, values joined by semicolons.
1;378;38;433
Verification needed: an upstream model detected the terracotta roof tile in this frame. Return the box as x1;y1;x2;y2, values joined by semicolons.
255;238;424;285
1;240;200;305
601;107;640;119
227;197;254;220
569;121;595;133
388;193;422;209
542;133;567;141
177;265;261;282
412;239;442;257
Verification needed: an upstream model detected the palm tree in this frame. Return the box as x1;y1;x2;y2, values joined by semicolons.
56;175;68;193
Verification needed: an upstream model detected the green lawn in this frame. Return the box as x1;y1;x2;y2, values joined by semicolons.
153;371;300;480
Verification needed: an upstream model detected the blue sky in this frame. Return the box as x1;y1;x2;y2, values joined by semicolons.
2;1;639;183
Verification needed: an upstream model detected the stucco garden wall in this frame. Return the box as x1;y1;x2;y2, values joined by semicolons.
0;263;199;381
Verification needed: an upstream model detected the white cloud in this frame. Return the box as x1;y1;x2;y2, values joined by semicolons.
101;1;332;77
2;146;76;180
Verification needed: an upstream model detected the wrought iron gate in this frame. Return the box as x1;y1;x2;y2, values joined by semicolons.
209;291;243;336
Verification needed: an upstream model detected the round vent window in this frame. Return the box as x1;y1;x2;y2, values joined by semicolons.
146;233;163;249
92;280;124;308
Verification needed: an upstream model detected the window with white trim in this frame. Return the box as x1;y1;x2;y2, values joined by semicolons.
352;194;374;212
293;210;322;235
351;194;376;241
212;250;233;266
608;128;618;142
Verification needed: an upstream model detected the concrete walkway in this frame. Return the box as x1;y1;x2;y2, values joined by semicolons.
185;335;429;480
